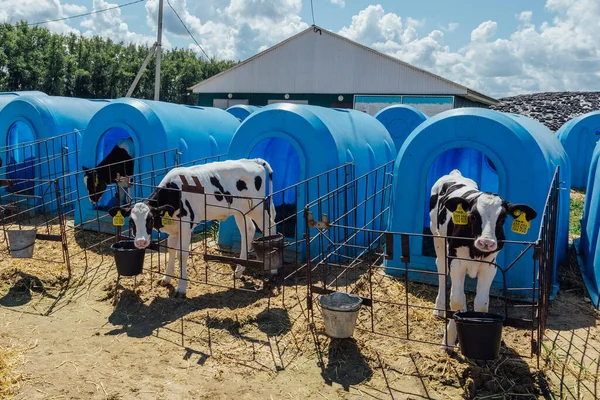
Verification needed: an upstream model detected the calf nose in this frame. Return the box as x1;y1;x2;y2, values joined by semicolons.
135;238;149;248
476;238;497;251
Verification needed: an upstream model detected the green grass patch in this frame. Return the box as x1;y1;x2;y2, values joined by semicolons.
569;189;586;239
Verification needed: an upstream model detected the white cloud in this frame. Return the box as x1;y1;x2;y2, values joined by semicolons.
62;4;87;15
146;0;308;60
0;0;79;34
442;22;459;33
336;1;600;98
1;0;599;98
518;11;533;23
81;0;161;46
470;20;497;42
330;0;345;7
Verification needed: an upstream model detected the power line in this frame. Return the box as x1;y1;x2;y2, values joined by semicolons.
28;0;146;26
166;0;211;60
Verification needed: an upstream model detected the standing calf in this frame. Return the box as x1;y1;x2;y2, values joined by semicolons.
429;169;537;351
109;158;277;296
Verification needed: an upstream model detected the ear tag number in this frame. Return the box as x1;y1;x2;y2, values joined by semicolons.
511;210;530;235
452;204;468;225
162;211;173;226
112;210;125;227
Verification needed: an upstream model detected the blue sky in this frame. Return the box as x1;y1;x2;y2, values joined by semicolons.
1;0;599;98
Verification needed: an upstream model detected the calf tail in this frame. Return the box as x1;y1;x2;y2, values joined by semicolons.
253;158;274;195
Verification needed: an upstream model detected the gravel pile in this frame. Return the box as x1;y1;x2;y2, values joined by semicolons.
490;92;600;132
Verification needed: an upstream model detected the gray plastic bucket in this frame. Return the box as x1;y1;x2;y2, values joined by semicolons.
319;292;363;339
251;233;284;272
7;228;37;258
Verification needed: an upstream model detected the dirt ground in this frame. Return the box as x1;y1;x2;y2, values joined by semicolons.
0;221;599;399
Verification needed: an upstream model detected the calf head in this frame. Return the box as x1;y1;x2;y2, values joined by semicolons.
82;166;107;204
444;193;537;253
109;203;175;249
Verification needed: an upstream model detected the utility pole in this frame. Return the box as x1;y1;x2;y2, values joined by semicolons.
154;0;164;101
126;0;164;99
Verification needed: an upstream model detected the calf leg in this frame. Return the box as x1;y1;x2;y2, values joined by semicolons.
442;262;467;352
160;234;179;286
249;206;278;275
175;229;193;296
433;236;448;319
474;264;497;312
233;213;256;279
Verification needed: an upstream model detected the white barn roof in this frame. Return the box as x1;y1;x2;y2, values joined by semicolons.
189;26;497;106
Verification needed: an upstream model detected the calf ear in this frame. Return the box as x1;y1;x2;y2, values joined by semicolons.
155;205;176;216
444;197;470;213
82;166;89;172
507;204;537;221
108;206;131;217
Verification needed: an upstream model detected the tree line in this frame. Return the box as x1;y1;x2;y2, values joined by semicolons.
0;22;237;104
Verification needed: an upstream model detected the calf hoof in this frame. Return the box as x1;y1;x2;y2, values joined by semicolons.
440;343;456;354
174;290;187;298
234;265;245;279
159;278;172;287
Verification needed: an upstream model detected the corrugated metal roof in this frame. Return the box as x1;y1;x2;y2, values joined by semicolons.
189;26;497;106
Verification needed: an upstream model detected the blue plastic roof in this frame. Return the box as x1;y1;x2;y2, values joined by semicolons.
75;98;240;233
218;103;397;256
557;111;600;189
384;108;570;299
375;104;427;153
226;105;261;122
0;91;47;114
579;141;600;308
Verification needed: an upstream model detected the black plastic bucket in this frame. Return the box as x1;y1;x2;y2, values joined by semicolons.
111;240;146;276
251;233;284;271
454;311;505;360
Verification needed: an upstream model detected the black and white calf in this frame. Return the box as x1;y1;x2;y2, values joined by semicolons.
108;158;277;296
429;169;537;351
82;138;134;204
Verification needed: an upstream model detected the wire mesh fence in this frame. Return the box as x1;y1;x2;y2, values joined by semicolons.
304;165;559;361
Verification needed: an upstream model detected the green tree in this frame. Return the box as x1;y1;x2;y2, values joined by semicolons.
0;21;239;102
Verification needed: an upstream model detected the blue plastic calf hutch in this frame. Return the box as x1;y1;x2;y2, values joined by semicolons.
384;108;570;299
74;98;240;235
375;104;427;154
226;105;261;122
0;94;109;212
577;141;600;308
0;91;47;112
217;103;397;261
557;111;600;189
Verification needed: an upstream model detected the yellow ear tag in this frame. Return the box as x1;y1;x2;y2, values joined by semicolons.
94;175;99;188
112;210;125;227
452;204;468;225
511;210;530;235
161;211;173;226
